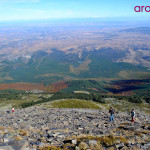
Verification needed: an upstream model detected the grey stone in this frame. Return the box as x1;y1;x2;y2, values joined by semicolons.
58;135;65;140
0;140;29;150
0;107;150;149
75;146;80;150
116;143;124;149
9;140;29;150
3;134;13;143
38;142;45;147
3;138;9;143
52;132;61;137
72;139;77;145
0;134;3;142
89;140;97;145
0;145;15;150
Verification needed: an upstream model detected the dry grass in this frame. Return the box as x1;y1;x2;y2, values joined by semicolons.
76;134;129;148
89;143;104;150
109;99;150;114
14;135;23;141
0;126;5;130
141;130;150;134
0;82;46;91
18;129;28;136
78;142;88;150
46;81;68;93
39;145;61;150
73;91;90;94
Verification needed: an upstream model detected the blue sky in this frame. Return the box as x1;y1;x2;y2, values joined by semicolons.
0;0;150;21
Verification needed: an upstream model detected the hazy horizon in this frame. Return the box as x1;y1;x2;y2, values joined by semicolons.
0;0;150;21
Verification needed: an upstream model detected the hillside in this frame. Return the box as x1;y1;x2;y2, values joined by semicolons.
0;101;149;150
0;87;149;149
0;19;150;150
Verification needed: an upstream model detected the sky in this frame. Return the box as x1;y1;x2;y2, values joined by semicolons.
0;0;150;21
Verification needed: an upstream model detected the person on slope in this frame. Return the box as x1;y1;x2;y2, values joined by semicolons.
12;107;15;114
131;109;135;122
109;107;115;122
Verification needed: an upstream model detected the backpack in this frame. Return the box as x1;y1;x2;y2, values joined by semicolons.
109;109;115;115
131;111;135;116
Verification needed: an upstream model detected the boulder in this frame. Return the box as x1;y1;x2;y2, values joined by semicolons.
72;139;77;145
0;145;15;150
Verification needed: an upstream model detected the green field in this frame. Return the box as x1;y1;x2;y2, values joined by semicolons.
0;48;149;84
46;99;102;109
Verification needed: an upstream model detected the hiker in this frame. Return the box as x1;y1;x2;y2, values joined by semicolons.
12;107;15;114
131;109;135;122
109;107;115;122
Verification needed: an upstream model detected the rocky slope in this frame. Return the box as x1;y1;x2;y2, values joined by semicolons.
0;107;150;150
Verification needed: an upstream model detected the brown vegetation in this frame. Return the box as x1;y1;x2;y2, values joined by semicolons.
0;81;69;93
0;82;46;91
46;81;68;93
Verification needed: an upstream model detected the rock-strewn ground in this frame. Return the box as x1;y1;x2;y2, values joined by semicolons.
0;107;150;150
